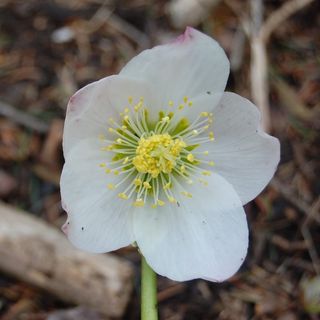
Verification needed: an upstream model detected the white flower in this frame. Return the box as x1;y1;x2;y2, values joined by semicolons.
60;27;280;282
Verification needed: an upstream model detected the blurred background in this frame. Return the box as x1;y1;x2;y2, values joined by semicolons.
0;0;319;319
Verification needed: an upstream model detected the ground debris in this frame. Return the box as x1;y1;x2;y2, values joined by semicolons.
0;0;319;319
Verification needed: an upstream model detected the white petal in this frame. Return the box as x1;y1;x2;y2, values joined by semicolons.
60;138;134;253
63;75;156;156
133;173;248;282
174;92;222;125
120;27;229;111
199;92;280;205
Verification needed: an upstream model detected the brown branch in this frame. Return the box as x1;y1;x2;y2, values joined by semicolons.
261;0;315;42
0;101;49;133
0;202;133;317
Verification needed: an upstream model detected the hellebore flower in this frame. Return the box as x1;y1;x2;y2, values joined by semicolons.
60;27;280;282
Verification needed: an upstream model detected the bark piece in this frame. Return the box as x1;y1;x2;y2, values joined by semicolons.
0;202;133;318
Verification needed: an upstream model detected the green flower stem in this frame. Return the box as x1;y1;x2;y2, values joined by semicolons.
141;255;158;320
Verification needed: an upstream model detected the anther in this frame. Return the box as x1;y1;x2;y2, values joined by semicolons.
118;193;128;200
134;179;142;186
133;199;144;207
162;116;170;122
168;196;177;203
187;154;195;162
164;182;171;189
143;181;152;189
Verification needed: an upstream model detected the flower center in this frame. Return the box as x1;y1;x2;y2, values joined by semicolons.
98;95;216;208
133;134;186;178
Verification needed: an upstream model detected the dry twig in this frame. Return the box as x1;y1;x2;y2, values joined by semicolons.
0;202;133;317
261;0;315;42
0;101;49;133
225;0;315;132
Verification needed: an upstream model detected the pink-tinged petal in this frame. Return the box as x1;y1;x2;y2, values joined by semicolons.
60;138;134;253
63;75;157;156
61;220;69;235
133;173;248;282
120;27;229;112
174;26;194;42
198;92;280;205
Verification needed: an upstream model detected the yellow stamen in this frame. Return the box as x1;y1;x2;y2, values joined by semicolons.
164;182;171;190
168;196;177;203
192;130;198;135
133;199;144;207
133;134;186;178
134;178;142;186
118;193;128;200
143;181;152;189
162;116;170;122
187;154;195;162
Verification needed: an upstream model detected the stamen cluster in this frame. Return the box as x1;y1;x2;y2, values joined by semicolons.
99;96;215;208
